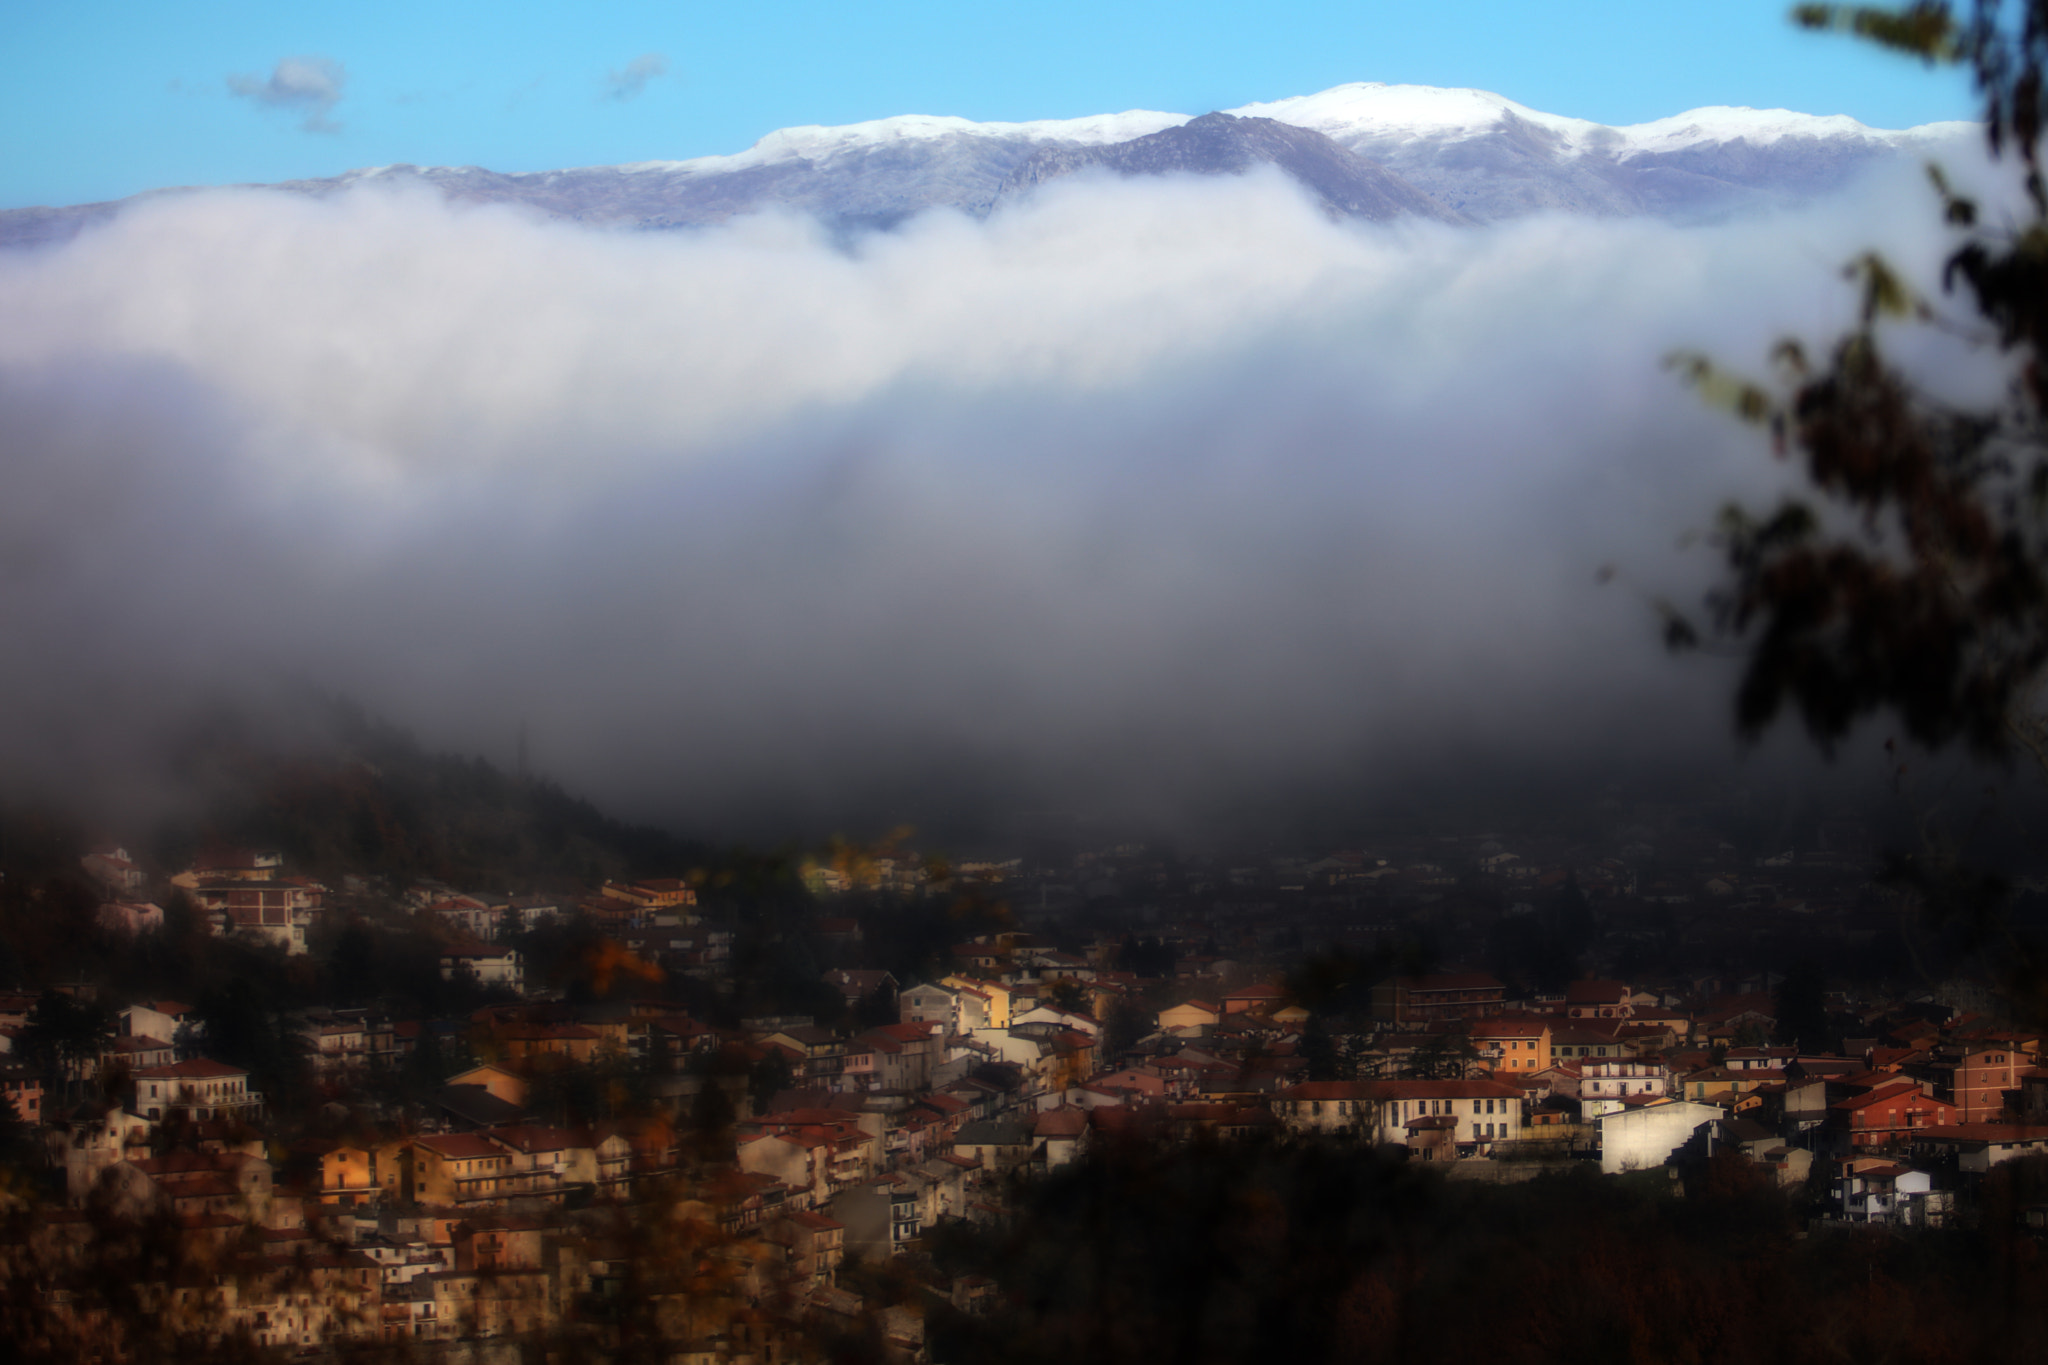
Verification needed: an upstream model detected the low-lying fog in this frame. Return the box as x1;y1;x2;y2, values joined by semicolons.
0;150;2017;841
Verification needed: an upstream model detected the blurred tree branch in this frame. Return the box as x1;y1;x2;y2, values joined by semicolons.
1672;1;2048;1018
1674;3;2048;754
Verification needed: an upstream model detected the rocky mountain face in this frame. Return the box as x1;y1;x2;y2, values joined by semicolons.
0;82;1973;248
993;112;1467;223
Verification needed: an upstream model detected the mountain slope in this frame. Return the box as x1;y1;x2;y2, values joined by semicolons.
993;112;1467;223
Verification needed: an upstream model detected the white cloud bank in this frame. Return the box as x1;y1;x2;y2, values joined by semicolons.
0;158;2004;838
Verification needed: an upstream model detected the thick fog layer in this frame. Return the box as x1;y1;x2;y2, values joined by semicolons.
0;157;2008;840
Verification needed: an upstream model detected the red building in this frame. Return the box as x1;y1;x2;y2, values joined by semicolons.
1831;1081;1959;1148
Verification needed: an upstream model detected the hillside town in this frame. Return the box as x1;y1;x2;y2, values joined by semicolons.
5;802;2048;1362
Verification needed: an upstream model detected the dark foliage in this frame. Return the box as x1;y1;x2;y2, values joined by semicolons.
936;1137;2048;1365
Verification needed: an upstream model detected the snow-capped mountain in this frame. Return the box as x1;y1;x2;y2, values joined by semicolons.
1236;83;1970;219
0;82;1975;247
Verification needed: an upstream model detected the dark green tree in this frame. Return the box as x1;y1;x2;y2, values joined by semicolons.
1101;996;1149;1063
1298;1015;1342;1081
1773;958;1832;1050
327;919;379;1005
749;1047;794;1113
689;1074;738;1160
19;989;115;1106
853;979;899;1029
191;977;310;1116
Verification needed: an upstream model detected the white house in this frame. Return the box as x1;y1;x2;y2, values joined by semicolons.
1578;1058;1673;1122
899;983;960;1035
131;1057;263;1123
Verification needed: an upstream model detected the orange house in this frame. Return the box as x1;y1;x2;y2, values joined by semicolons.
313;1142;377;1206
1470;1017;1553;1073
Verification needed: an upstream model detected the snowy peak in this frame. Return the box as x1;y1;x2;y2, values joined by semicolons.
1227;83;1607;148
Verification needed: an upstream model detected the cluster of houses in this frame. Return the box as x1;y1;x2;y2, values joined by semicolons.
11;828;2048;1360
1244;971;2048;1213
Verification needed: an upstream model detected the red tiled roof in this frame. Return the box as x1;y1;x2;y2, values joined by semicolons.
1360;1078;1525;1100
1033;1108;1089;1138
1469;1019;1550;1038
782;1209;844;1231
414;1133;507;1160
132;1057;248;1080
1831;1082;1938;1112
1283;1081;1374;1101
1405;973;1504;993
486;1125;580;1153
870;1021;935;1043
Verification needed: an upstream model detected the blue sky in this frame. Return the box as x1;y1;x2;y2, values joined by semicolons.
3;1;1981;210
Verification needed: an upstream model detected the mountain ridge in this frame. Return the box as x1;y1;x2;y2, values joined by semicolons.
0;80;1978;247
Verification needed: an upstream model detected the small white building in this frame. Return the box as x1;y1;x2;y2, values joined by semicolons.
439;943;524;993
1836;1161;1950;1226
1598;1099;1725;1174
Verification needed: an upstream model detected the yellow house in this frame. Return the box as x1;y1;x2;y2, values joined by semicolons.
942;976;1012;1029
1157;1000;1221;1034
399;1133;514;1207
